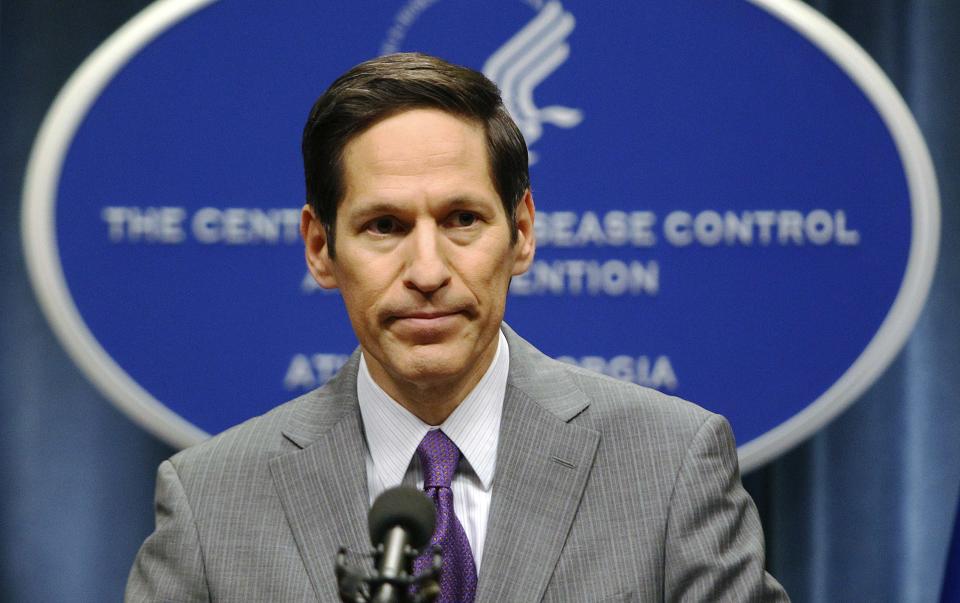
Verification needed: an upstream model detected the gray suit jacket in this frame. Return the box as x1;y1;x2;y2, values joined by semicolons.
127;326;788;602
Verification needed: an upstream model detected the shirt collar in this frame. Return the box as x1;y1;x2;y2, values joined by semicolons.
357;330;508;491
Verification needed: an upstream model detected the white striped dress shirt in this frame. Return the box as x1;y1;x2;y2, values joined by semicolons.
357;330;508;569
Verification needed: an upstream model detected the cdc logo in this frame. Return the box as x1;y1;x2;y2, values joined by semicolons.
22;0;938;470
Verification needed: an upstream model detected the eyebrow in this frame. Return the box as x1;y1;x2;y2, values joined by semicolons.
344;195;497;220
343;201;406;219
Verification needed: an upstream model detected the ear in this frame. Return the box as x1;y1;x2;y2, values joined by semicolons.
300;204;338;289
511;190;536;276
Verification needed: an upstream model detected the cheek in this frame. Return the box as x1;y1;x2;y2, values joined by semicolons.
458;239;516;277
338;265;403;322
465;261;514;309
336;274;377;318
487;251;521;288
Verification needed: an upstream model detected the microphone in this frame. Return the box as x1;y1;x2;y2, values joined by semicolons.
367;487;437;603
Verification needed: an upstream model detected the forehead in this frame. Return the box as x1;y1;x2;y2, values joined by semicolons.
339;108;495;202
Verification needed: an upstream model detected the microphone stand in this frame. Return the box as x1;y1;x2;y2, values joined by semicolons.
336;544;442;603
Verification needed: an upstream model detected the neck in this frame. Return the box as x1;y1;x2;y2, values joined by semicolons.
386;379;477;426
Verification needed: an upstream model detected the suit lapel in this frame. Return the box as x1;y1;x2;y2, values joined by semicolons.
476;328;601;603
269;355;371;601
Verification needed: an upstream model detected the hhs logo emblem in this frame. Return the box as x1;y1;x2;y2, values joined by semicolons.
483;1;584;163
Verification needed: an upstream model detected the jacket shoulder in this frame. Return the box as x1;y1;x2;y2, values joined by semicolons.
162;385;350;510
506;325;716;437
564;358;711;420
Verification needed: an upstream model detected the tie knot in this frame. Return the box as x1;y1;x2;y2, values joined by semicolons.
417;430;460;489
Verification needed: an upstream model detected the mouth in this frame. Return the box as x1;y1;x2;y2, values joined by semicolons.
388;310;465;337
396;311;459;320
392;310;461;323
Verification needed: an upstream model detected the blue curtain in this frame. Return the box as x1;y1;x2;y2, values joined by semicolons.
2;1;958;600
943;500;960;602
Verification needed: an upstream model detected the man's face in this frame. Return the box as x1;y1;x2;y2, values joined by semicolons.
302;108;535;404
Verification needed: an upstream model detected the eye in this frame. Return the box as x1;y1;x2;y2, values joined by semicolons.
366;216;401;235
450;211;478;227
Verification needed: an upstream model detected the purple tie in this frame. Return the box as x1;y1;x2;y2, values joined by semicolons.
414;430;478;603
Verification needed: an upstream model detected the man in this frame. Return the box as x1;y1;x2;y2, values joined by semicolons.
127;53;788;602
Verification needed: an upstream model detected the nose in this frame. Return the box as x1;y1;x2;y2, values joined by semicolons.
402;220;451;294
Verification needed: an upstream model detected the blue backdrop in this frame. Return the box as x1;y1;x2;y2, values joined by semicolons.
1;1;958;600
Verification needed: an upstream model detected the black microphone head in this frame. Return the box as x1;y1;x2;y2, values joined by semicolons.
368;486;436;549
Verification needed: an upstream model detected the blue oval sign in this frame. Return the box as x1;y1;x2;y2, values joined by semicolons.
22;0;939;470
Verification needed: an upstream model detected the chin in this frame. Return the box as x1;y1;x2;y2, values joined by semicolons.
398;350;466;382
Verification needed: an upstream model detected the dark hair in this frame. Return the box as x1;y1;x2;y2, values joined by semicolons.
301;52;529;257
